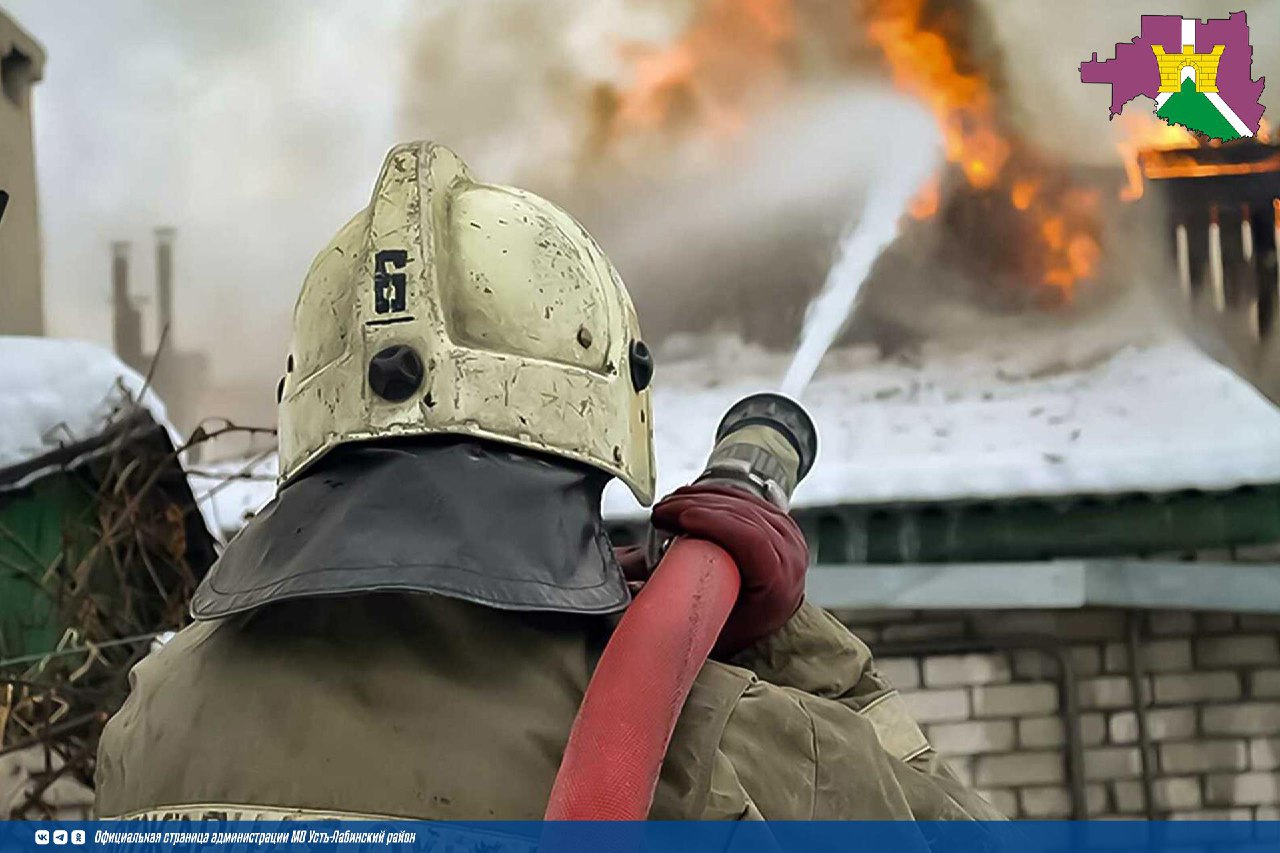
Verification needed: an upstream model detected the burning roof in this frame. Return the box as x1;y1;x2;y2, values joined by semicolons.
863;0;1105;304
1140;134;1280;182
586;0;1111;308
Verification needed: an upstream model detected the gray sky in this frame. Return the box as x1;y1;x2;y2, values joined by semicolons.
7;0;415;382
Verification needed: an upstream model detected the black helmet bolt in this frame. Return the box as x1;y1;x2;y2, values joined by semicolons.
629;340;654;392
368;344;425;402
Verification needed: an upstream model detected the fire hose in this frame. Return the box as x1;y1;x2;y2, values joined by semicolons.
544;393;817;821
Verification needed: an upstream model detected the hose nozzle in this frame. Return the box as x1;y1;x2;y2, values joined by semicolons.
696;393;818;509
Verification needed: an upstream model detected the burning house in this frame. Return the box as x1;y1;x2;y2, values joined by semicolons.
587;0;1280;822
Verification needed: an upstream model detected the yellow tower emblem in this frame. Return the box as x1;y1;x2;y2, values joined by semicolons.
1152;43;1224;93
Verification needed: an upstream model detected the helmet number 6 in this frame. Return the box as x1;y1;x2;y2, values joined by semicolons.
373;249;408;314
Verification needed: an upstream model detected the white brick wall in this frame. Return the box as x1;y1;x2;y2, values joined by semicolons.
975;751;1066;786
1160;740;1249;774
836;606;1280;819
899;688;970;723
1196;636;1280;668
1205;772;1280;806
1158;778;1206;811
1108;708;1195;744
1250;738;1280;771
1149;612;1196;636
1019;784;1108;817
1084;746;1142;781
1152;672;1241;704
875;657;920;690
1202;703;1280;736
976;788;1018;816
1114;777;1201;812
972;683;1057;717
1018;714;1104;749
1105;638;1193;673
928;720;1016;756
923;653;1010;687
1078;676;1144;710
1253;669;1280;698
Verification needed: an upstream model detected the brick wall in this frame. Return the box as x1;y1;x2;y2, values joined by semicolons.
836;608;1280;819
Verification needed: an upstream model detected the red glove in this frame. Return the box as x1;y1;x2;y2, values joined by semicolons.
638;483;809;657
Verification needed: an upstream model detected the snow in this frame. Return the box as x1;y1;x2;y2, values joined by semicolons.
603;319;1280;517
0;336;177;487
186;452;278;542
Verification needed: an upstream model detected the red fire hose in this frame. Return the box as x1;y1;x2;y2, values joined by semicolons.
544;392;817;820
543;537;740;821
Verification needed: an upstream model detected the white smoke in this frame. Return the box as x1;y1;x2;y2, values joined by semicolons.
780;113;941;398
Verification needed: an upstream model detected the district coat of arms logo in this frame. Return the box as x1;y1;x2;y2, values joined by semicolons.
1081;12;1266;141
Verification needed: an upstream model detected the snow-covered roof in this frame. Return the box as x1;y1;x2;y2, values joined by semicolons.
172;315;1280;534
603;320;1280;517
0;336;177;488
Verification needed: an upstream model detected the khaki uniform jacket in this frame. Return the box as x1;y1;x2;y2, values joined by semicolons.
95;594;1005;821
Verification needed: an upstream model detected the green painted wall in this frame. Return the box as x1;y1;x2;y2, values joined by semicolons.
0;474;96;658
798;485;1280;564
606;484;1280;565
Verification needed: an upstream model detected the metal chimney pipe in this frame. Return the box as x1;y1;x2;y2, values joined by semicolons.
111;240;129;304
111;241;143;370
155;227;176;343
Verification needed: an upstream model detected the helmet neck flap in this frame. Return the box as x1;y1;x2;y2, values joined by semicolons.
192;438;628;620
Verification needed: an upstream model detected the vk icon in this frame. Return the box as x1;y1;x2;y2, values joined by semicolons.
52;830;68;845
34;830;49;845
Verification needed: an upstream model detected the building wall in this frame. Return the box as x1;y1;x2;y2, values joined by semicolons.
838;607;1280;819
0;12;45;336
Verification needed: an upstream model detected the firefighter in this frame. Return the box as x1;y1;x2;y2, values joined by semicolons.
95;141;1003;822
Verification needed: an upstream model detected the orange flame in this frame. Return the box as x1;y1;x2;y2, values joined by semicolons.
1042;190;1102;291
908;176;941;220
595;0;795;146
866;0;1008;191
1010;179;1037;211
1114;112;1198;201
864;0;1100;299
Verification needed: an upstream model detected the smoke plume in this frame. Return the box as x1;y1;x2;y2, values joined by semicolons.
780;116;940;397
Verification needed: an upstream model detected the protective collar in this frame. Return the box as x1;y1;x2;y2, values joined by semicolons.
191;440;628;620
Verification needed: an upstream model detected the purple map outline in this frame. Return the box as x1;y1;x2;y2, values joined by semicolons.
1079;11;1265;131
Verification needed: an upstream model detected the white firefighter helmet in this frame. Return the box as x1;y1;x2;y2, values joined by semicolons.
277;141;656;504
